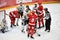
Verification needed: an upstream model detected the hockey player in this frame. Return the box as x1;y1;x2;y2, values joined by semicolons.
44;8;51;32
1;18;8;33
13;10;20;26
9;11;16;28
33;4;38;10
17;2;24;26
25;5;31;24
37;3;44;29
27;10;37;39
21;5;31;33
17;2;24;18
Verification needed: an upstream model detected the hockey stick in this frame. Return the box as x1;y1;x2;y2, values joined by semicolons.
35;19;40;36
35;28;40;36
5;13;9;16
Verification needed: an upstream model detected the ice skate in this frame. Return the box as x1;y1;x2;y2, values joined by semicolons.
13;24;16;26
47;30;50;32
45;29;47;31
27;34;29;38
21;29;25;33
30;36;34;39
37;26;42;29
1;29;5;33
16;23;19;26
10;25;13;28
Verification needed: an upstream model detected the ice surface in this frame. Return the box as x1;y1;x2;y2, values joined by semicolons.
0;3;60;40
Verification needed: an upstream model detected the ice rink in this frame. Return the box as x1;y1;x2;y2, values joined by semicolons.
0;3;60;40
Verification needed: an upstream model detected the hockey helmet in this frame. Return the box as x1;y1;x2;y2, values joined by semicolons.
44;8;48;11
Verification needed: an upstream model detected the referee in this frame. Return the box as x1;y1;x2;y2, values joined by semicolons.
44;8;51;32
17;2;24;26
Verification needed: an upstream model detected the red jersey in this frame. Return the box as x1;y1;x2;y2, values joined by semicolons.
27;12;37;25
9;10;20;18
13;10;20;18
37;5;44;18
9;11;15;18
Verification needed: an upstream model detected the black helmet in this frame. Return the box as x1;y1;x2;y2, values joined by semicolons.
34;4;37;5
26;5;29;8
44;8;48;10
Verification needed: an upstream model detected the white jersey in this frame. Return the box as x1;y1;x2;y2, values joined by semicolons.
17;5;24;12
45;12;51;20
1;19;8;29
33;6;37;10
